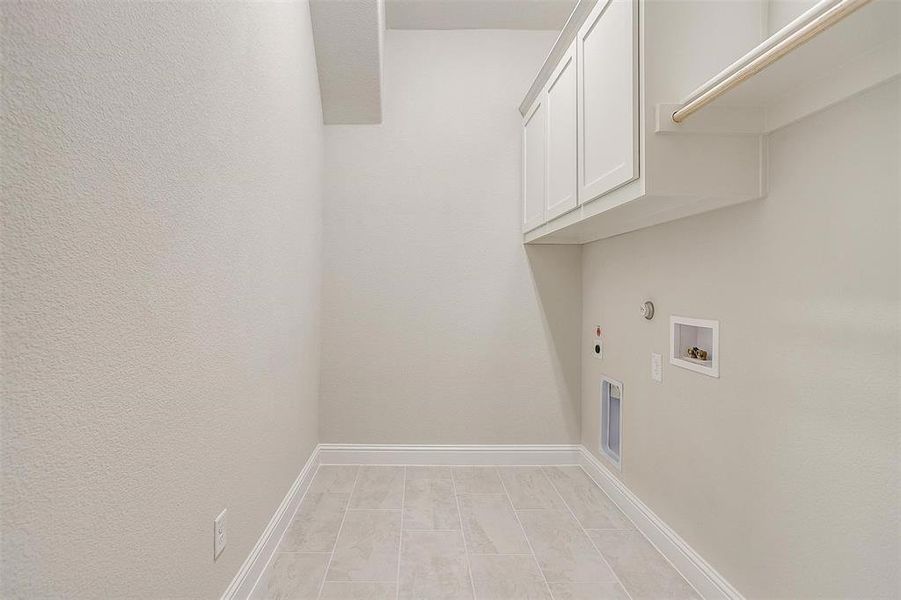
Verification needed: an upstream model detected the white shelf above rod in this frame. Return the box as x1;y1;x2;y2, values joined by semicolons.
671;0;873;124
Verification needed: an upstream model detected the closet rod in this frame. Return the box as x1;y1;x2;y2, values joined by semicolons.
671;0;873;124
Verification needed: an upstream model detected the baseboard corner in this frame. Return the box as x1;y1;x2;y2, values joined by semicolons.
221;445;321;600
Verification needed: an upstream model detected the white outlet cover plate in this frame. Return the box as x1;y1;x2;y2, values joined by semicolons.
651;352;662;382
214;509;227;559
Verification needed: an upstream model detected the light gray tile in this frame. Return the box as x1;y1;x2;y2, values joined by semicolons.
452;467;504;494
588;530;699;600
404;478;460;530
327;510;400;582
310;465;359;494
548;581;630;600
399;530;473;600
469;554;552;600
280;492;349;552
349;466;404;509
498;467;567;510
263;552;329;600
320;581;396;599
517;510;616;584
543;467;632;530
459;494;530;554
407;466;453;480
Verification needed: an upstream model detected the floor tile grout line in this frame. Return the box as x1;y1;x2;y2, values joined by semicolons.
540;466;635;600
315;465;361;600
318;463;582;468
275;464;691;600
395;466;406;600
497;469;556;599
572;464;642;533
450;467;479;600
319;579;400;582
573;466;702;598
583;531;635;600
252;462;327;596
466;553;534;556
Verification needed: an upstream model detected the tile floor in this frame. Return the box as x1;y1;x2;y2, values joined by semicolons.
257;465;699;600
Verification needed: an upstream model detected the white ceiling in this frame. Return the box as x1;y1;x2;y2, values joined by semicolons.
310;0;573;124
386;0;576;30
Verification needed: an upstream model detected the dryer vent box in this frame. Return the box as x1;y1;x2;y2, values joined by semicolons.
600;376;622;469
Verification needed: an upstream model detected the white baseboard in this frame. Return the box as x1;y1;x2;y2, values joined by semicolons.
220;446;321;600
578;447;744;600
225;443;742;600
317;443;583;465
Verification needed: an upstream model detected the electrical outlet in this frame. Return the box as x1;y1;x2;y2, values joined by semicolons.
592;326;603;360
651;352;662;382
214;509;227;559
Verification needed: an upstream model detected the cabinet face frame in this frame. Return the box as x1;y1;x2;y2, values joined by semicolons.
522;93;547;233
544;42;579;221
576;0;639;206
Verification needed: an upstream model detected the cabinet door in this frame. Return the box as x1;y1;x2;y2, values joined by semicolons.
522;94;547;233
545;43;578;221
577;0;638;205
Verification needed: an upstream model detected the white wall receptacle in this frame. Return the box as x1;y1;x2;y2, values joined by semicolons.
651;352;662;382
214;509;227;559
592;325;603;360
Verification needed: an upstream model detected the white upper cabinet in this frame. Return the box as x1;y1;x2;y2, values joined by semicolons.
545;42;578;221
520;0;894;244
577;0;637;204
522;94;547;233
517;0;771;244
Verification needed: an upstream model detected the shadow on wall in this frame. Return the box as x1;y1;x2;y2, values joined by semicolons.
525;244;583;439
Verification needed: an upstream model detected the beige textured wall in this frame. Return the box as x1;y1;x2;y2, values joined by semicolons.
581;80;900;598
1;2;323;597
320;30;582;444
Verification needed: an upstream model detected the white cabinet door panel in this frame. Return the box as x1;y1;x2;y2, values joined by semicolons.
522;95;547;232
545;43;578;221
578;0;638;205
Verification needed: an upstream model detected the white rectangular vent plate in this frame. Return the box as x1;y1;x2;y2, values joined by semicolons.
600;375;623;469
